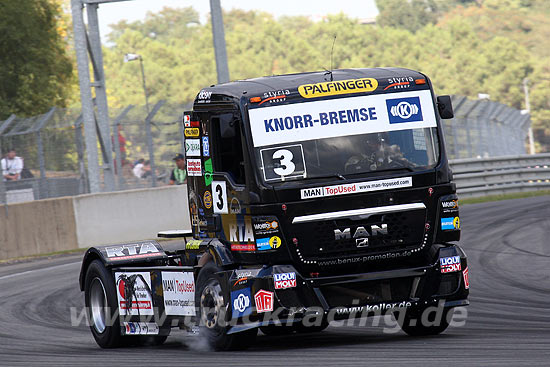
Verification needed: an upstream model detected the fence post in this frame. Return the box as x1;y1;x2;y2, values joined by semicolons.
32;108;56;199
145;100;166;187
112;105;134;190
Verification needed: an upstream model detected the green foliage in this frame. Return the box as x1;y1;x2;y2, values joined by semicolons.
101;3;548;152
0;0;73;120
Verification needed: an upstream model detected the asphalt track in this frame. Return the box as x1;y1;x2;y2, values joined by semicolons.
1;196;549;366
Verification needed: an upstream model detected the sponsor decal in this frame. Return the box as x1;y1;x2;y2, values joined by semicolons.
185;239;202;250
228;214;254;243
229;197;242;214
231;288;252;318
254;290;274;313
440;255;461;273
463;267;470;289
233;269;261;287
197;90;212;100
115;272;154;316
184;128;200;137
441;200;458;209
384;76;414;91
183;114;191;128
441;217;460;230
123;322;159;335
254;220;279;235
202;136;210;156
231;243;256;251
256;238;270;251
269;236;282;249
187;159;202;176
161;272;195;316
335;301;412;315
317;250;413;266
249;90;436;147
258;89;290;105
301;177;412;199
386;96;423;124
256;236;281;251
105;242;162;261
204;158;213;186
274;272;296;289
298;78;378;98
203;191;212;209
185;139;201;157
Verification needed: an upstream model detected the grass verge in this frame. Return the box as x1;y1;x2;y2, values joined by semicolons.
461;190;550;205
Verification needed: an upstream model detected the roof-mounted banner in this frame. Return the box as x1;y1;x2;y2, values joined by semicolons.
249;90;436;147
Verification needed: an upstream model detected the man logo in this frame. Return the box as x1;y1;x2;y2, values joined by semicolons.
334;224;388;241
390;101;419;119
356;238;369;247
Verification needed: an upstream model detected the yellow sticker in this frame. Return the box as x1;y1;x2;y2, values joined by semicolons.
269;236;282;249
298;78;378;98
453;217;460;229
184;128;200;137
186;239;202;250
204;191;212;209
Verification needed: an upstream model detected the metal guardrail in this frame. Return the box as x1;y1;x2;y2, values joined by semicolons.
449;154;550;198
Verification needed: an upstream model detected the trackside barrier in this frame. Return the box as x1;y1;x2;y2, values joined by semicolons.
0;185;190;260
449;154;550;198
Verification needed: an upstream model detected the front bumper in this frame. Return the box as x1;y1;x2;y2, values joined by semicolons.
226;244;469;333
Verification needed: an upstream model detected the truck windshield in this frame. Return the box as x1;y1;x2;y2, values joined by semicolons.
248;89;440;183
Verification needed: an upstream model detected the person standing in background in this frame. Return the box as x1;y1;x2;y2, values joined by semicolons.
1;148;23;181
169;153;187;185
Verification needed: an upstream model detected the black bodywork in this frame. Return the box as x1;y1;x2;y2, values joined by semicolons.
79;67;468;335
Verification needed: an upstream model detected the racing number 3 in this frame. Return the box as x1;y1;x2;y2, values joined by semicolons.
212;181;228;214
272;149;295;176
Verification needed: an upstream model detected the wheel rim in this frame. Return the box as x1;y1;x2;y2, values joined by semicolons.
200;282;225;330
89;277;108;333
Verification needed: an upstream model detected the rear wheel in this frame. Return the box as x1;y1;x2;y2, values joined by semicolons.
395;307;451;336
196;262;257;350
84;260;168;348
84;260;124;348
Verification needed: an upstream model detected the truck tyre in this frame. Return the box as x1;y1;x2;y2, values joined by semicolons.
395;307;450;336
84;259;124;348
196;262;257;350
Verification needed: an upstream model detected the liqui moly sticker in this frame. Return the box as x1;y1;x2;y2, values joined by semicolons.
301;177;412;199
440;256;461;273
274;272;296;289
187;159;202;176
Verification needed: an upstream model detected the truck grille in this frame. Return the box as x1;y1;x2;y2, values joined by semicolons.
292;208;426;261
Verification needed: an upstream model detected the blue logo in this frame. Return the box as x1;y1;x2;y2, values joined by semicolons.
256;238;270;251
202;136;210;156
386;96;423;124
441;217;455;230
231;288;252;318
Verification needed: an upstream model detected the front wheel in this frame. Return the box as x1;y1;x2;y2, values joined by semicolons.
195;262;257;350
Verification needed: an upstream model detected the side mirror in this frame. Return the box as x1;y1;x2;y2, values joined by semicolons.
437;95;454;119
219;113;236;138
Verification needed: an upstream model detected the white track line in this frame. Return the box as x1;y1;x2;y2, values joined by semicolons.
0;261;80;281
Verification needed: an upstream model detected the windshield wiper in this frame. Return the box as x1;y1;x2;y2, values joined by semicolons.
309;173;347;181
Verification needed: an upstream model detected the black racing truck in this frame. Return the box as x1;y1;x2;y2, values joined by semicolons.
79;67;469;350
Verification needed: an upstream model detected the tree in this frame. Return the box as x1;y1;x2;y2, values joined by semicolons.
0;0;73;120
